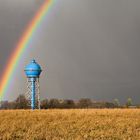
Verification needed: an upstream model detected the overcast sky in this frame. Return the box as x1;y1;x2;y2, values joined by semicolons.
0;0;140;104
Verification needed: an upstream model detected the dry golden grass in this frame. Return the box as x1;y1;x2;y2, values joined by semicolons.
0;109;139;140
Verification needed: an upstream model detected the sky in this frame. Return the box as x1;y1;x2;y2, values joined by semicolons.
0;0;140;104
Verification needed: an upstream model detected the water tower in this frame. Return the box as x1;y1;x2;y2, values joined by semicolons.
24;59;42;110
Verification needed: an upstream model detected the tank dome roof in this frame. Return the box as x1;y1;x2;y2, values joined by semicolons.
24;59;42;77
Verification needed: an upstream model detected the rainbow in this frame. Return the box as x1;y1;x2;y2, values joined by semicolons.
0;0;55;100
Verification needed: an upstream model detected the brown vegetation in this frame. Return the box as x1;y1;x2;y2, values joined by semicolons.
0;109;140;139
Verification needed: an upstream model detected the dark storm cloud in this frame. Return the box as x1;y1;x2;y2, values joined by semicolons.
0;0;43;71
0;0;140;104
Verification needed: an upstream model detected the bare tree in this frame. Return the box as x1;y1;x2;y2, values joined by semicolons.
78;98;92;108
126;98;132;107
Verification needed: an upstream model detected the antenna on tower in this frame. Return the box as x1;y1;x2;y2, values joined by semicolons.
24;59;42;110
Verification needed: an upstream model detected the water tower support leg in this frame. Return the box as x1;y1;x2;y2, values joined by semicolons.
37;78;41;110
31;78;36;110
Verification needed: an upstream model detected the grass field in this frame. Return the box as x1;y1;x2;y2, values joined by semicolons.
0;109;140;140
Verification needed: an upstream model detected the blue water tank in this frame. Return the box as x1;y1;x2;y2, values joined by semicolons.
24;59;42;78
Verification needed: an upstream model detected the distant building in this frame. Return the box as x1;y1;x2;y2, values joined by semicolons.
128;106;137;108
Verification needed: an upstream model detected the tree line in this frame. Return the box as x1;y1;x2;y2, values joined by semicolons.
0;94;138;109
